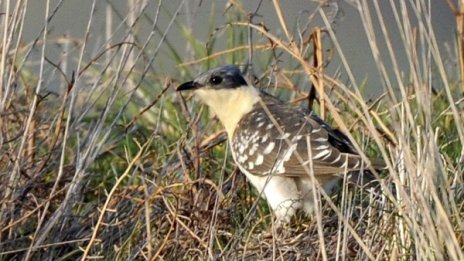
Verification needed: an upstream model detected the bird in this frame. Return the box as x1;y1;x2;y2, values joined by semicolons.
177;64;385;224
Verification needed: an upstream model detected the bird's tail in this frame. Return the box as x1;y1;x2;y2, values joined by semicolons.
369;157;387;170
346;157;387;187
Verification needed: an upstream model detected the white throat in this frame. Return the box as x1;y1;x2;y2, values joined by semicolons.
194;85;261;138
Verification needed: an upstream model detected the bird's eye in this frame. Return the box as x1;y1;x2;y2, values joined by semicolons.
210;76;223;85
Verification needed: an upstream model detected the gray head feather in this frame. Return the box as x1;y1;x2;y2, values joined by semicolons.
177;65;248;91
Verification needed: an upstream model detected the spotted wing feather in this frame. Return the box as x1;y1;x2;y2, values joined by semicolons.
231;93;384;177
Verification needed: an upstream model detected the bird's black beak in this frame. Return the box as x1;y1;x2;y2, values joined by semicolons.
176;81;201;91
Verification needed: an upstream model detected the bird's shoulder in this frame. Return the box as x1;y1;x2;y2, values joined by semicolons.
237;91;319;136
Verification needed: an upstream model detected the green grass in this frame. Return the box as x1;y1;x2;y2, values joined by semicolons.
0;0;463;260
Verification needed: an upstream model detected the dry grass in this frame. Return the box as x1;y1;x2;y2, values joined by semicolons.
0;0;463;260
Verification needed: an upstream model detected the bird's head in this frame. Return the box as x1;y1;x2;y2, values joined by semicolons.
177;65;261;136
177;65;248;92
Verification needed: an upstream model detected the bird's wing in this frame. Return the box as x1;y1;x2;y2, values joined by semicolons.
232;94;385;177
